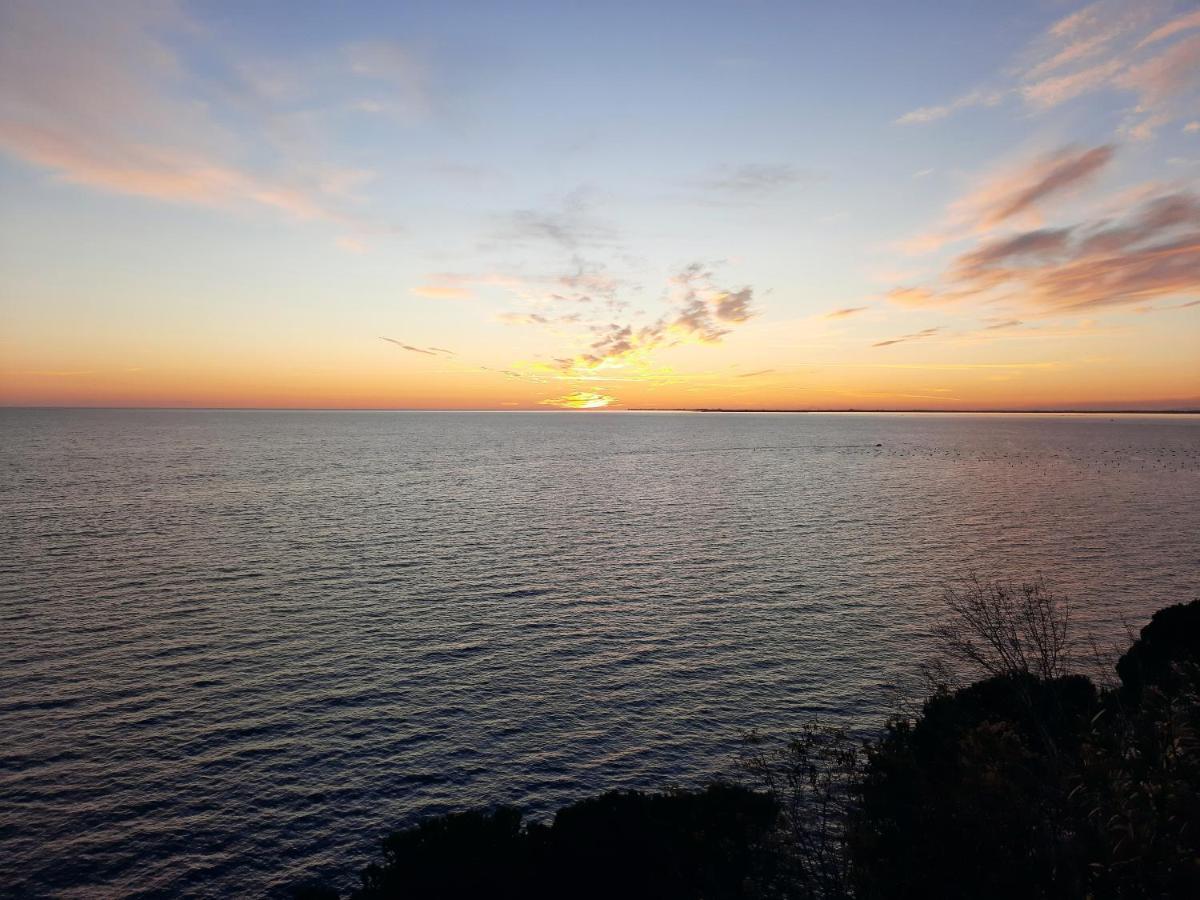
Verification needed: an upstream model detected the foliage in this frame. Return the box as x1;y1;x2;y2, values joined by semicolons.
741;724;862;899
847;594;1200;899
298;591;1200;900
351;784;778;900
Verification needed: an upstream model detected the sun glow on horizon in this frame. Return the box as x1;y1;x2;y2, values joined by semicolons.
539;392;617;409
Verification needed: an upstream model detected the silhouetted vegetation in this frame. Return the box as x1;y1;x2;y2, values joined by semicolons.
301;587;1200;899
350;784;777;899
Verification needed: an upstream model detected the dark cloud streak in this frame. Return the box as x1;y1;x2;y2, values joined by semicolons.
873;327;942;348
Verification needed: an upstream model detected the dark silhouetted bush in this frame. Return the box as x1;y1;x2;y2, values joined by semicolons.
349;784;777;899
848;598;1200;899
300;594;1200;900
849;673;1097;899
1116;599;1200;701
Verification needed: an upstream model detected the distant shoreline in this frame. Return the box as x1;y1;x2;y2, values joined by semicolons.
632;408;1200;415
2;406;1199;414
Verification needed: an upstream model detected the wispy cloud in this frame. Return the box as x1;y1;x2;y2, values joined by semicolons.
529;262;757;379
0;0;390;235
343;41;429;121
885;286;946;308
896;2;1200;139
1135;297;1200;313
895;89;1004;125
901;144;1115;253
982;146;1113;226
497;311;581;327
873;327;942;348
1137;9;1200;49
824;306;869;318
497;188;616;249
699;163;811;194
380;337;448;355
892;189;1200;314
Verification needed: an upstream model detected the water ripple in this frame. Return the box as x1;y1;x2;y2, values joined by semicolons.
1;410;1197;897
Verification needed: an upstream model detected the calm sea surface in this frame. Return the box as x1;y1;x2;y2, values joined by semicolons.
2;410;1198;896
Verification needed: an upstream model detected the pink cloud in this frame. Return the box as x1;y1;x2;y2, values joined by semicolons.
0;0;371;227
899;3;1200;137
1117;33;1200;107
1136;9;1200;49
902;145;1116;255
1022;59;1123;108
893;190;1200;315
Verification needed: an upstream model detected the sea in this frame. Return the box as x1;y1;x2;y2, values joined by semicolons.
1;409;1197;897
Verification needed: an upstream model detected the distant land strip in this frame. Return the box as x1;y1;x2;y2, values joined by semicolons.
632;408;1200;414
2;406;1199;414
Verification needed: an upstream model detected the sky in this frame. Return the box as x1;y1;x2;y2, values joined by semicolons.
0;0;1198;410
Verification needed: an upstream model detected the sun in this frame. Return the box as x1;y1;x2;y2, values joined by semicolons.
538;392;616;409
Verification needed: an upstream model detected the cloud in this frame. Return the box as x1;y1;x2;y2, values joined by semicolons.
480;366;526;379
380;337;442;355
737;369;775;378
1140;298;1200;312
903;144;1115;253
1116;33;1200;108
1048;4;1103;39
498;189;615;249
896;90;1004;125
539;392;615;409
824;306;869;318
534;262;757;378
497;311;580;327
556;255;626;306
893;189;1200;314
1022;59;1124;108
417;259;632;326
979;145;1114;227
952;227;1075;277
873;327;942;348
411;285;473;300
713;287;753;322
885;286;945;307
1136;9;1200;49
700;163;809;193
0;0;378;228
898;3;1200;138
498;312;551;326
1026;28;1119;79
343;41;429;120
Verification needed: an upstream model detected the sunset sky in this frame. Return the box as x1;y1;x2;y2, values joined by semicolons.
1;0;1198;410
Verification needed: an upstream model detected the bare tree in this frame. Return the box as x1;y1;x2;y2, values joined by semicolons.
926;574;1073;688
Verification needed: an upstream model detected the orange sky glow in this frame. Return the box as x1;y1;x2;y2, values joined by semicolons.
1;1;1198;410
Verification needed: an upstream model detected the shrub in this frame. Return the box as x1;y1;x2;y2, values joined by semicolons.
349;784;778;900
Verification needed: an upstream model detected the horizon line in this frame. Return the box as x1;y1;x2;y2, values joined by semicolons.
2;406;1199;415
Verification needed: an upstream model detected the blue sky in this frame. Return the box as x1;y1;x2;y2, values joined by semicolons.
1;0;1198;408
